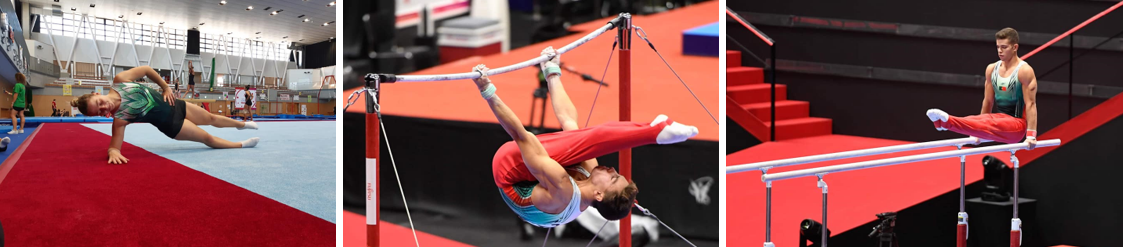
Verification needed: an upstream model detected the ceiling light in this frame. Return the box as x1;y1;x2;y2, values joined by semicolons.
90;4;95;8
54;0;59;2
199;23;205;25
118;15;124;18
159;22;165;25
303;18;310;23
322;21;334;26
137;12;142;15
270;11;277;15
297;15;305;18
299;39;304;41
246;6;253;10
70;8;76;11
282;36;288;39
255;37;261;39
255;32;261;34
328;1;336;7
219;0;227;5
264;7;272;10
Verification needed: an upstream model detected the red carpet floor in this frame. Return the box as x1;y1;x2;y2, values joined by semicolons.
0;123;333;246
341;211;473;247
344;1;719;141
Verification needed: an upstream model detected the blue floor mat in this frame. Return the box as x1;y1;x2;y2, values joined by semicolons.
0;126;37;164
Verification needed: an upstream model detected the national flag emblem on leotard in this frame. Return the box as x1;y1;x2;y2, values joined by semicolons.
1000;86;1006;91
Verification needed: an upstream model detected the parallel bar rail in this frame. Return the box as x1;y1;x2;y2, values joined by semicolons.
728;137;988;174
762;139;1060;182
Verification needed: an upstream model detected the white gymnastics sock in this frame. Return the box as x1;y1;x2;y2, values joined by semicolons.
241;137;260;148
238;121;258;130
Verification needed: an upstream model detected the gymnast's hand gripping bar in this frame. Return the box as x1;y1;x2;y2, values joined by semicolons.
761;139;1059;182
365;14;630;83
727;137;991;174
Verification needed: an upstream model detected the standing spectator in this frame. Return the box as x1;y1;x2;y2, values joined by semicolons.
6;73;27;134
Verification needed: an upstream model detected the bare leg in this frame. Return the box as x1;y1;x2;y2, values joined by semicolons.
174;120;245;148
8;109;14;131
185;102;246;128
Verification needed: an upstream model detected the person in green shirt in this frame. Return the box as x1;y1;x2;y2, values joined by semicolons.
70;66;260;164
6;73;27;134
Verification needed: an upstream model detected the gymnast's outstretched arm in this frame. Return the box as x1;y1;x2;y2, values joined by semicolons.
541;47;580;131
540;47;600;171
472;65;572;199
107;118;130;164
1019;64;1039;149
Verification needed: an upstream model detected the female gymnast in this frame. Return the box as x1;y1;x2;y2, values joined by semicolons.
71;66;260;164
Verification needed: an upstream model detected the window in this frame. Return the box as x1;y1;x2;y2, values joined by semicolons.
40;12;295;61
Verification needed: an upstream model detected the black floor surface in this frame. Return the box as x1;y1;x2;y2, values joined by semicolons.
346;206;717;247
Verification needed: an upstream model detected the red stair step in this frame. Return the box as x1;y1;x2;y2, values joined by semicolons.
727;67;764;87
742;100;810;121
727;50;741;67
727;84;786;104
767;117;832;140
726;98;770;142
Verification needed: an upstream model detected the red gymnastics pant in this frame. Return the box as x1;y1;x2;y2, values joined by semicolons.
493;120;669;206
934;113;1027;144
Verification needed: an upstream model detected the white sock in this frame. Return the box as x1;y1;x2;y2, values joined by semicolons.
650;114;669;127
926;109;949;131
926;108;949;122
240;137;260;148
238;121;258;130
656;121;698;144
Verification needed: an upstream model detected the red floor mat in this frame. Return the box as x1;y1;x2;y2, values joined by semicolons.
342;211;473;247
0;123;333;246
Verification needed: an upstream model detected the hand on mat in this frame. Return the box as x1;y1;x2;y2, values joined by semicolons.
540;46;560;70
162;89;176;106
108;149;129;164
472;64;491;89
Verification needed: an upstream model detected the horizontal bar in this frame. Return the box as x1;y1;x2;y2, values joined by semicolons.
734;11;1123;53
762;139;1060;182
727;137;987;174
374;15;625;83
726;7;773;46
